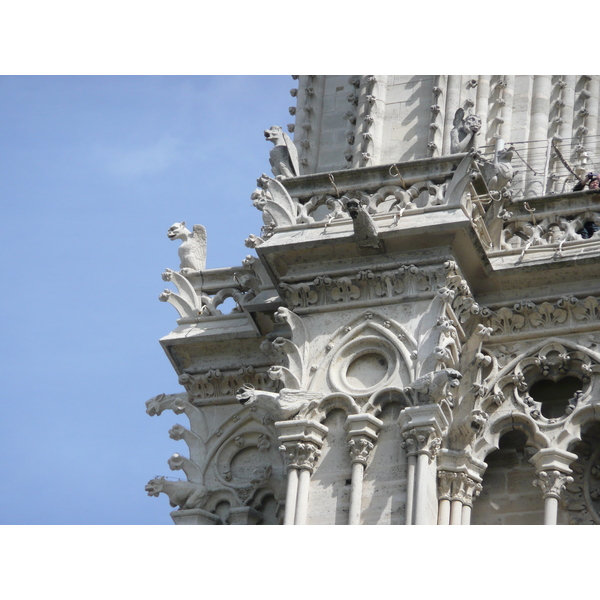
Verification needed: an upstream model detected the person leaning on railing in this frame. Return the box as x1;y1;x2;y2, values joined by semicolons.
573;172;600;191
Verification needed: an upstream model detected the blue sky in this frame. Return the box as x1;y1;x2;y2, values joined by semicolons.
0;75;296;524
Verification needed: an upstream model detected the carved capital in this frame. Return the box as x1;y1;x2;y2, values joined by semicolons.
462;477;483;507
347;436;375;465
401;426;441;460
279;441;322;473
438;471;482;505
533;470;574;500
438;470;457;500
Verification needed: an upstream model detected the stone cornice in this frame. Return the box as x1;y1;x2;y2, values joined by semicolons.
280;155;468;201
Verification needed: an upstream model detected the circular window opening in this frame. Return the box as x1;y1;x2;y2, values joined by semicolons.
529;376;583;419
346;353;388;389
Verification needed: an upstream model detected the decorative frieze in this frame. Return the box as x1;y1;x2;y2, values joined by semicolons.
178;366;279;401
276;260;477;317
482;295;600;337
278;263;438;309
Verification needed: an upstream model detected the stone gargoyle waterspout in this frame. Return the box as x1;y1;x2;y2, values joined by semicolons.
235;383;322;422
145;476;208;510
167;221;207;277
264;125;300;179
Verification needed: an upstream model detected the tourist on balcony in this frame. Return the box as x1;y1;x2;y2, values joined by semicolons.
573;172;600;191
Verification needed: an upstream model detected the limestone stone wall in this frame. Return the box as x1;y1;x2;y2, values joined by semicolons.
149;75;600;526
292;75;600;200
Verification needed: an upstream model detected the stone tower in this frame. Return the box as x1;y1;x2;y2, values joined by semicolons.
146;76;600;525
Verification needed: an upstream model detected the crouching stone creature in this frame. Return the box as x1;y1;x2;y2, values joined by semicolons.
264;125;300;179
480;144;514;193
167;221;207;276
450;109;481;154
404;368;463;404
145;476;208;510
344;196;381;249
236;383;321;421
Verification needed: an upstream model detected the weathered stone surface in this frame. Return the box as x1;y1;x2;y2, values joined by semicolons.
148;75;600;525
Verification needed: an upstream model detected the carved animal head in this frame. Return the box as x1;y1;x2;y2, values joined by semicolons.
444;368;463;387
264;125;286;146
250;465;273;485
344;197;363;220
145;394;165;416
469;409;488;432
236;383;256;406
463;114;482;133
267;365;284;382
167;222;189;241
145;477;165;496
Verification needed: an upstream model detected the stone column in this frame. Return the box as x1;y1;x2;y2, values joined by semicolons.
442;75;462;155
399;405;447;525
474;75;491;144
461;478;483;525
276;419;328;526
525;75;552;197
437;471;456;525
401;434;418;525
531;448;577;525
346;414;383;525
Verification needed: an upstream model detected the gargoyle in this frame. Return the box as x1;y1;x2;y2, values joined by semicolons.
236;383;321;421
344;196;381;249
450;109;481;154
145;476;208;510
254;174;298;229
264;125;300;179
404;368;462;404
479;144;514;193
167;221;207;276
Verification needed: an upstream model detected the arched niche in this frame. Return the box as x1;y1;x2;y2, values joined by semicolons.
471;426;545;525
360;395;406;525
307;407;353;525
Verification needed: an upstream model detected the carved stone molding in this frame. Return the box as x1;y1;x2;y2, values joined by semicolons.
276;260;478;325
179;367;279;401
482;295;600;338
278;263;438;309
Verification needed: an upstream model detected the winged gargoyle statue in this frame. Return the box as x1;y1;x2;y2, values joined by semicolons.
167;221;207;277
264;125;300;179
